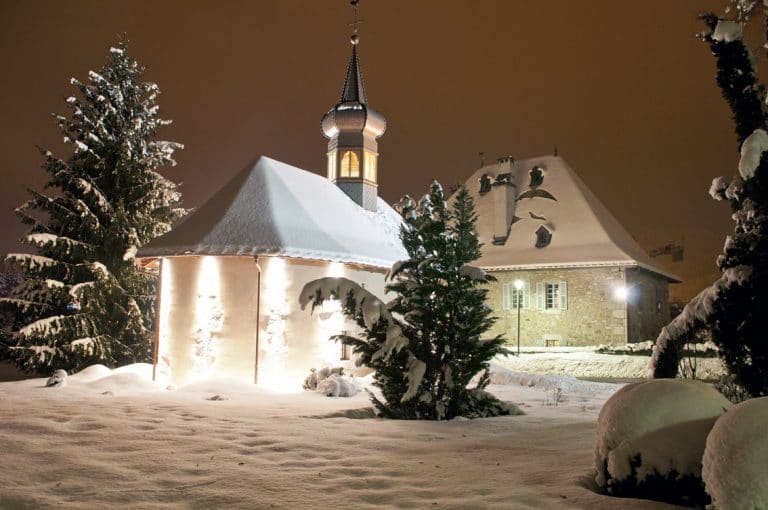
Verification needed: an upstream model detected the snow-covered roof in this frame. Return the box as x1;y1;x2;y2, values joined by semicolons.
137;156;406;268
464;155;680;281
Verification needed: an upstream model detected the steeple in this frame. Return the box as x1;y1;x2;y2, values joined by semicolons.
340;45;366;104
321;0;386;212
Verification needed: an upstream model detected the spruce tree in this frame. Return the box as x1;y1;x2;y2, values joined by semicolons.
0;40;186;374
651;8;768;397
301;182;511;419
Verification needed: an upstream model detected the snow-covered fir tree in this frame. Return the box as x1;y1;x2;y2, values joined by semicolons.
651;6;768;397
0;40;186;374
0;265;23;354
301;183;511;419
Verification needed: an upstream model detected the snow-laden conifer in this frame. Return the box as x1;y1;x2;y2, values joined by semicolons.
0;40;186;373
301;183;511;419
651;8;768;397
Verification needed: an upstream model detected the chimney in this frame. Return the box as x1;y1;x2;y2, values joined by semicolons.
492;158;517;245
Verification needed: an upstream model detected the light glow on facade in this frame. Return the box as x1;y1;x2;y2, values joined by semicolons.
259;257;295;392
193;256;223;379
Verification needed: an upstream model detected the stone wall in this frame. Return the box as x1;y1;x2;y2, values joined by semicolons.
625;267;672;342
486;266;630;346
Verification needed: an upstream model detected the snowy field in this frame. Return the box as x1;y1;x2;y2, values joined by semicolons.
0;364;694;509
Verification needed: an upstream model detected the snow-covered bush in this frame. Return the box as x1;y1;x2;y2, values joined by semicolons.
303;367;359;397
0;40;186;373
316;374;360;398
301;184;510;420
713;374;752;404
703;396;768;509
595;379;731;505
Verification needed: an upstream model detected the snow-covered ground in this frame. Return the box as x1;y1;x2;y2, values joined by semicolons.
493;348;725;381
0;364;692;509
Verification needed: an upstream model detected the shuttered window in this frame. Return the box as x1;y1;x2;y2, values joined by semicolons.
537;281;568;310
502;281;530;310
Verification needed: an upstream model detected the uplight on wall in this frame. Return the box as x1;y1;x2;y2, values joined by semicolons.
193;256;222;379
259;257;294;392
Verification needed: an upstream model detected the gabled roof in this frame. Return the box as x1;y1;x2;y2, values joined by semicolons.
341;45;367;104
137;156;405;268
465;155;680;282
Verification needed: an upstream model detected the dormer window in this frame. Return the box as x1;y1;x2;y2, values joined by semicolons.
530;166;544;187
535;225;552;248
479;174;492;194
340;150;360;178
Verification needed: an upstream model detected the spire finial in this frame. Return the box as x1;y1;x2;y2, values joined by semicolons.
350;0;361;45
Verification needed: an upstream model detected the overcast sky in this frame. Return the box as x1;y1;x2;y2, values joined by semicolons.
0;0;742;299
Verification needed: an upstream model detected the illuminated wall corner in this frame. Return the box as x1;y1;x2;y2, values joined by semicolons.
156;257;173;384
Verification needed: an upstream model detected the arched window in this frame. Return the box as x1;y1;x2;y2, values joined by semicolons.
340;151;360;178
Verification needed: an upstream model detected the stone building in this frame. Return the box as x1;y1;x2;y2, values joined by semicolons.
463;156;679;346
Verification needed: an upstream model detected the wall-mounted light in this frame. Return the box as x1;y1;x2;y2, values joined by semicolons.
613;285;629;302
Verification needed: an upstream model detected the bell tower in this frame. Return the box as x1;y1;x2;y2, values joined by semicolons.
321;0;386;212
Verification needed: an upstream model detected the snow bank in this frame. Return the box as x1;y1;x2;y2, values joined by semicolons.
702;397;768;509
595;380;730;502
487;364;616;395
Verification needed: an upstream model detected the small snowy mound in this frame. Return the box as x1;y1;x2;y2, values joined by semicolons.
316;374;359;398
595;379;730;504
45;369;67;388
70;364;112;382
702;397;768;509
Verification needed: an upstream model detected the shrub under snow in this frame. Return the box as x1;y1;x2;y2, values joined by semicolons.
595;379;731;504
702;396;768;509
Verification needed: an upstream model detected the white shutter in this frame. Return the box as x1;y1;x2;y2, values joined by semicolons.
560;281;568;310
502;283;510;310
523;281;531;309
536;283;545;309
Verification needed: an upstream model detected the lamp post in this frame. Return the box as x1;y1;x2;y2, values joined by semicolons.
514;279;524;356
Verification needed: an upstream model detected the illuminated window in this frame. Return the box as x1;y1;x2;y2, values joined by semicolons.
364;151;377;182
340;151;360;178
327;151;337;181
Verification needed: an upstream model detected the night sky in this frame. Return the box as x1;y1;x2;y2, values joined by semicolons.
0;1;740;299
